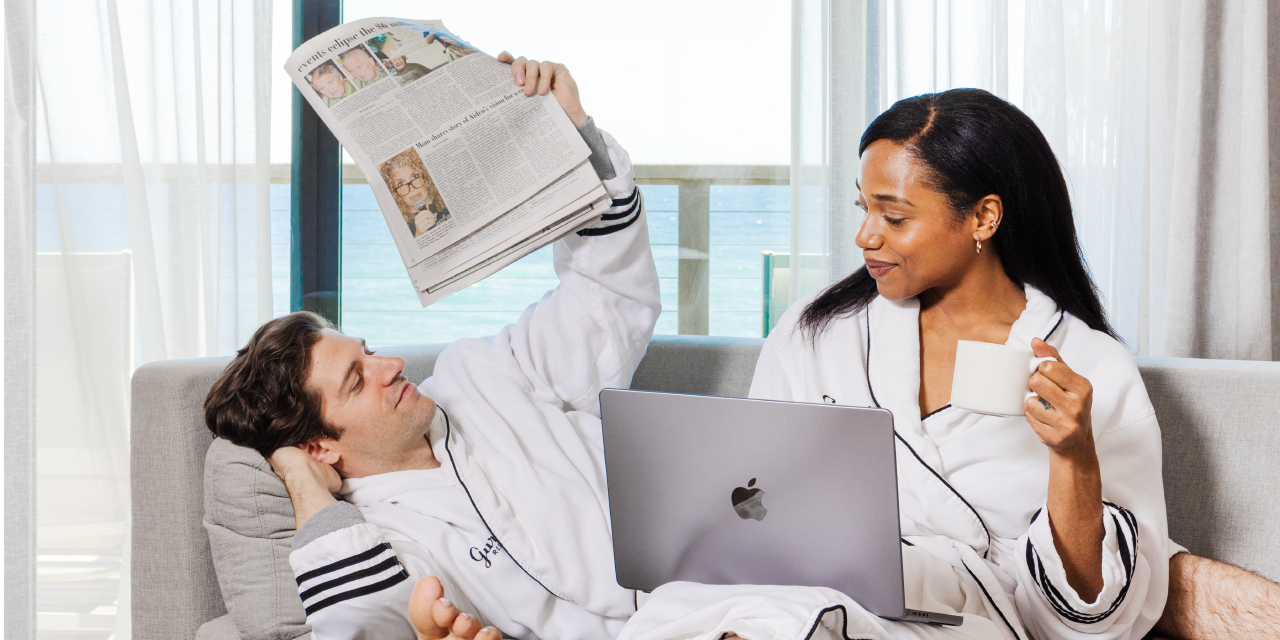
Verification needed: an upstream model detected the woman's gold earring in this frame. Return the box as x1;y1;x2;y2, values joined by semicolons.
976;239;983;254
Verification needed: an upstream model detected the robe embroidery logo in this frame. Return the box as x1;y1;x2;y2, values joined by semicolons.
470;535;503;568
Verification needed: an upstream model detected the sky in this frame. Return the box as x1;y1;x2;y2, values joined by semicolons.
270;0;791;166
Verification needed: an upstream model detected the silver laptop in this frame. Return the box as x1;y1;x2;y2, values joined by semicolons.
600;389;963;627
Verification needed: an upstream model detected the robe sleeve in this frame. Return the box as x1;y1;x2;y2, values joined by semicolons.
289;504;418;640
504;130;662;416
747;328;797;401
747;295;822;402
1013;411;1170;640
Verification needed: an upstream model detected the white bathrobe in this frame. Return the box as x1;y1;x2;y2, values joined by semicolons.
287;131;658;640
629;287;1166;640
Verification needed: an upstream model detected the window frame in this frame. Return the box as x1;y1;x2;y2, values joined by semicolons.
290;0;344;326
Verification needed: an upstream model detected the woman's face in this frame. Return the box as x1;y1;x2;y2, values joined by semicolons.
392;56;406;70
390;165;428;209
855;139;981;301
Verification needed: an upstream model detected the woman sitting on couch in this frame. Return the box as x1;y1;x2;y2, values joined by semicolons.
748;89;1278;640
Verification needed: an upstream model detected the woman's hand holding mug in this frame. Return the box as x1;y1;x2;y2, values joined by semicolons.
949;336;1104;597
1024;338;1105;602
1024;337;1096;460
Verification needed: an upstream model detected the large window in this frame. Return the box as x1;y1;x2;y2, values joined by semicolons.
273;1;791;342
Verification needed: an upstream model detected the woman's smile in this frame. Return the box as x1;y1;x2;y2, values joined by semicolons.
864;258;897;278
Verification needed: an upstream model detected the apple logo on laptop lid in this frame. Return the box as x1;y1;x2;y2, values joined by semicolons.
731;478;767;521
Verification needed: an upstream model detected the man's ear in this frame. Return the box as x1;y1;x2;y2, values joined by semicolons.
301;440;341;467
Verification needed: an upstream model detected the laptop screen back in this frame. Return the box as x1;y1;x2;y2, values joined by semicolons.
600;389;906;618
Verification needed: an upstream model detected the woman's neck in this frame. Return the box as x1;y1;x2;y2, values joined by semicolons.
915;252;1027;416
918;252;1027;335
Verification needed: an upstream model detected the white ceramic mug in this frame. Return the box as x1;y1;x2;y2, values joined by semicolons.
949;340;1055;417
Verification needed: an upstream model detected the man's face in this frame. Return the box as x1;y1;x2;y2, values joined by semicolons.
306;329;436;477
342;49;381;82
390;165;428;209
311;71;347;99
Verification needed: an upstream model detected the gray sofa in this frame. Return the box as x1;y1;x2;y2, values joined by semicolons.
131;335;1280;640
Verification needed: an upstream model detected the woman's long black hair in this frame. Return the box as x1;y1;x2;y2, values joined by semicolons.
797;88;1116;340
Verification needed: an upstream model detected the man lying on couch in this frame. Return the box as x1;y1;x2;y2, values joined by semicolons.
206;51;660;640
204;53;1278;640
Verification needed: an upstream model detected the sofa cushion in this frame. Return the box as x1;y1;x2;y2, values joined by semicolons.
631;335;764;397
1137;357;1280;582
202;437;310;640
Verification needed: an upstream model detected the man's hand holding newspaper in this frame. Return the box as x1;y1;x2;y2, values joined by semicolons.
497;52;589;128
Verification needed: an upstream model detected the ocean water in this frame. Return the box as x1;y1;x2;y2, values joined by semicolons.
324;183;790;345
36;181;789;350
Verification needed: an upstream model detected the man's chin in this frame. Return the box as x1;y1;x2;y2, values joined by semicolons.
412;402;439;448
410;393;438;423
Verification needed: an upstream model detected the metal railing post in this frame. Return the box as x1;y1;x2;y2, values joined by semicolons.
677;179;711;335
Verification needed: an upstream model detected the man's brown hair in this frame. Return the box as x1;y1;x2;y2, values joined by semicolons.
204;311;343;458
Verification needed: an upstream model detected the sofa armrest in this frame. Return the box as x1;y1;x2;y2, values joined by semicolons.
131;356;231;640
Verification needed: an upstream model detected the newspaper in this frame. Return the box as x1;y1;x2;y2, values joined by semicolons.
285;18;610;305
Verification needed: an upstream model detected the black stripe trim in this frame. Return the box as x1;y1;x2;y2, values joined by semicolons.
299;556;402;602
600;190;642;221
578;207;641;237
921;403;952;420
894;431;993;557
1024;502;1138;624
303;569;410;616
800;605;876;640
864;312;881;409
1031;547;1133;624
900;537;915;546
1115;514;1132;577
296;542;393;585
866;306;991;558
1044;311;1065;341
611;187;638;207
961;559;1023;640
441;407;576;603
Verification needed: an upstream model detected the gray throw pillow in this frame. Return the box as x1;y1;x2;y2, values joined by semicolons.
203;437;310;640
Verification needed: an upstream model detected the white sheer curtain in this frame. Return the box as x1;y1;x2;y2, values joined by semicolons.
8;1;40;638
30;0;274;637
790;0;873;300
792;0;1278;360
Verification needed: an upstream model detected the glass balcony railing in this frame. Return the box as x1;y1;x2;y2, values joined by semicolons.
267;163;791;343
40;163;791;345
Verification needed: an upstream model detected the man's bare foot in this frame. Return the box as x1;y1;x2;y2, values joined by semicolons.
409;576;501;640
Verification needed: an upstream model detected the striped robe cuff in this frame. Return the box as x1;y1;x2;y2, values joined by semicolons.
1025;501;1139;626
578;186;642;237
291;522;411;616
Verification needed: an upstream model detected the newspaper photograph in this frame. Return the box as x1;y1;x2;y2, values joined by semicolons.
375;147;451;238
285;17;610;305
